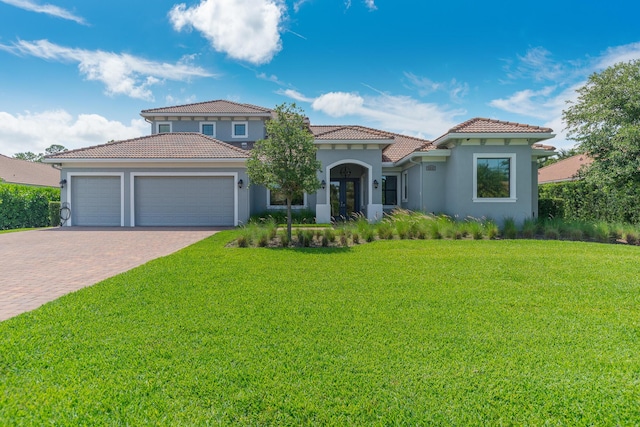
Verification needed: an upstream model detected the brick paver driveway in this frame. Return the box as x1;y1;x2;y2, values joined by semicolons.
0;227;223;322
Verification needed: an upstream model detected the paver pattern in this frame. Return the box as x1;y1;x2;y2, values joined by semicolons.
0;227;222;321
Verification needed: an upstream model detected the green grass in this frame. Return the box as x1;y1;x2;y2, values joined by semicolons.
1;233;640;425
0;227;43;234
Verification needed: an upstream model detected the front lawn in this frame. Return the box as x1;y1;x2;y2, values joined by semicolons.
1;233;639;425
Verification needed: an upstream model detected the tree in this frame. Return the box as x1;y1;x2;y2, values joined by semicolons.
14;144;67;162
247;103;321;241
563;60;640;188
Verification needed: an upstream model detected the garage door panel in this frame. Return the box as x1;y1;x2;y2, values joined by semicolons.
135;176;234;226
71;176;121;226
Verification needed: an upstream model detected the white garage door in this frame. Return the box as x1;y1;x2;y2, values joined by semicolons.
71;176;122;226
134;176;234;226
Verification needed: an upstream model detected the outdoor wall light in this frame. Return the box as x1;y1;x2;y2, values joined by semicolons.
373;179;379;189
59;179;67;189
238;179;244;189
321;179;326;190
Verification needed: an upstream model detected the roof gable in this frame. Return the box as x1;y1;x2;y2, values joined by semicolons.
448;118;554;134
46;133;250;160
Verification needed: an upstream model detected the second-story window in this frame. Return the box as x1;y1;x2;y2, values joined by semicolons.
201;122;215;137
157;122;171;133
232;121;248;138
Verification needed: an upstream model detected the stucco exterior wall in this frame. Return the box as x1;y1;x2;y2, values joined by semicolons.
149;119;266;143
443;142;535;224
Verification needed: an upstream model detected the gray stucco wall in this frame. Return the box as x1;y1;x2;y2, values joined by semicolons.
59;166;250;226
249;184;317;217
443;144;535;224
150;119;266;142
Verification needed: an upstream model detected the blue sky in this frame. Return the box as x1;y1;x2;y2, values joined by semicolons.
0;0;639;156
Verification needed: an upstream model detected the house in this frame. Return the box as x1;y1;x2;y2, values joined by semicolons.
0;154;60;187
44;100;555;227
538;154;592;184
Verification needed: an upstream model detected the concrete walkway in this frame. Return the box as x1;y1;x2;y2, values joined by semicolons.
0;227;223;322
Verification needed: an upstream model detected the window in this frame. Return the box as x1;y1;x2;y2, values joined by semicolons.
382;175;398;206
157;122;171;133
232;121;248;138
473;153;516;201
200;122;215;137
402;171;409;202
268;189;305;208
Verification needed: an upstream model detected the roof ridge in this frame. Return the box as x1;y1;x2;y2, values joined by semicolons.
449;117;553;133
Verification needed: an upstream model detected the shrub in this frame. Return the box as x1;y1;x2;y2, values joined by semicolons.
0;183;60;230
521;218;537;239
48;201;61;227
502;217;517;239
539;197;565;219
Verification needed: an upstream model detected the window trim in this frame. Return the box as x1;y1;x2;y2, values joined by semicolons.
200;122;216;137
382;173;400;207
156;122;172;134
266;188;307;209
472;153;517;203
401;170;409;202
232;121;248;138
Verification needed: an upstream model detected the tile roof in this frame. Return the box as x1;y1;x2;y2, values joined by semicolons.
448;117;554;134
46;133;250;159
309;125;434;162
309;125;394;140
140;99;273;115
538;154;592;184
0;154;60;187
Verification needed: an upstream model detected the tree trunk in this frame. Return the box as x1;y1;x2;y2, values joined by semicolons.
287;198;292;241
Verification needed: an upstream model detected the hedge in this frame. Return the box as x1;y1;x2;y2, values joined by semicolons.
539;181;640;224
0;183;60;230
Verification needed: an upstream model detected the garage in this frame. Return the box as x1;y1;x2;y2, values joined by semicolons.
133;175;235;226
70;175;122;226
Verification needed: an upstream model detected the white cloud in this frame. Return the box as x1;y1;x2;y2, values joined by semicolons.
0;0;87;25
278;89;314;102
0;39;214;100
404;72;469;103
169;0;285;65
491;42;640;149
283;90;464;139
0;110;148;156
364;0;376;10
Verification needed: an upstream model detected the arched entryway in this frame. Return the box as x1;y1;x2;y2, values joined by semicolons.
325;160;373;220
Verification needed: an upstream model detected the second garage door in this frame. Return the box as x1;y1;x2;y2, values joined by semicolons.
134;176;234;226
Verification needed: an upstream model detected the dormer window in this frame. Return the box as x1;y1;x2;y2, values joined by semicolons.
157;122;171;134
232;121;248;138
201;122;216;137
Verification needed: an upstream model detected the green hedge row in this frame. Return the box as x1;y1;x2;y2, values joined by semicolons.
539;181;640;224
0;183;60;229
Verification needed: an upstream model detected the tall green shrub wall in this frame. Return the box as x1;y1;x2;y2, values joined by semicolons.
0;183;60;229
539;181;640;224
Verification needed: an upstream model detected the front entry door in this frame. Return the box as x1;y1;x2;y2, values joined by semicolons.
330;179;360;219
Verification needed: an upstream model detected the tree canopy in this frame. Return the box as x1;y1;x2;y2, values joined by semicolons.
563;60;640;188
14;144;67;162
247;103;321;239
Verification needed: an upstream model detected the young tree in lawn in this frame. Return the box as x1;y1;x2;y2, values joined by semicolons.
563;60;640;188
247;103;321;241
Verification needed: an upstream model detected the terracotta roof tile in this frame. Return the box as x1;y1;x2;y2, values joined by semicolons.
47;133;250;159
309;125;393;140
538;154;592;184
0;154;60;187
383;134;434;162
449;117;554;134
141;100;272;115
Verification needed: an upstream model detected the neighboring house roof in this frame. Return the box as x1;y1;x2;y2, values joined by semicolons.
140;100;273;117
0;154;59;187
46;133;250;160
538;154;593;184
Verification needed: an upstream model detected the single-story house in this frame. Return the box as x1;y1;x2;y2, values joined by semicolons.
44;100;556;227
538;154;592;184
0;154;60;187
